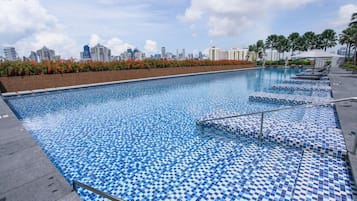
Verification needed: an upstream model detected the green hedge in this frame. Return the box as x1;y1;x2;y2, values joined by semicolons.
0;59;252;77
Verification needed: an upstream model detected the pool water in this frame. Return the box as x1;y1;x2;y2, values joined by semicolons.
5;68;356;200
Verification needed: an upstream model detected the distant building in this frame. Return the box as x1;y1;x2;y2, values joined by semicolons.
198;51;203;60
337;47;354;58
90;44;111;62
29;51;38;62
209;47;248;61
209;47;228;60
161;47;166;59
3;47;17;61
36;46;56;61
80;45;91;61
228;48;249;60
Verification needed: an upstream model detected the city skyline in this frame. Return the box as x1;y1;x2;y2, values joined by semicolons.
0;0;356;59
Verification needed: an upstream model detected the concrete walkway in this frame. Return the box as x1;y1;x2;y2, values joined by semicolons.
328;65;357;182
0;97;81;201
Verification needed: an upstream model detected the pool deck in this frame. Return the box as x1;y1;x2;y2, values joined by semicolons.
328;65;357;183
0;97;81;201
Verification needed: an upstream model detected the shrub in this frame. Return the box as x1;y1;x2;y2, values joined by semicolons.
0;59;253;77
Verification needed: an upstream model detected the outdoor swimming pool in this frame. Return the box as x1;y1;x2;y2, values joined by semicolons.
5;68;356;200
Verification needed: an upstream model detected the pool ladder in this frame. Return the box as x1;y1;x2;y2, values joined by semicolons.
200;97;357;150
72;180;124;201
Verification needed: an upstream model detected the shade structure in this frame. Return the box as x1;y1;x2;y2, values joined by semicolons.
292;49;343;59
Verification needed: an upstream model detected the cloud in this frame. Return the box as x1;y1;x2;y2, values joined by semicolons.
330;4;357;28
106;37;134;55
144;40;158;54
179;0;317;37
0;0;78;59
89;34;102;47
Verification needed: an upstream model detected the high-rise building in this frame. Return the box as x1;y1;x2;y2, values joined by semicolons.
209;47;249;61
36;46;56;61
182;49;186;59
161;47;166;59
90;44;111;62
29;51;38;62
228;48;249;60
3;47;17;61
80;45;91;61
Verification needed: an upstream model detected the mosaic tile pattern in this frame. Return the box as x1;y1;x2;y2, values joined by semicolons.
293;151;357;201
282;79;330;85
271;83;331;91
4;68;357;200
196;109;346;158
249;92;332;105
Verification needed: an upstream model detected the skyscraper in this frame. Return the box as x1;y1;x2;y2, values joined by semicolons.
36;46;56;61
161;47;166;59
3;47;17;61
90;44;111;62
29;51;38;63
80;45;91;61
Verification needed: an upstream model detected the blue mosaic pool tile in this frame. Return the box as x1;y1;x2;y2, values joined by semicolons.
293;151;357;201
197;109;347;158
249;92;332;105
282;79;330;86
271;83;331;91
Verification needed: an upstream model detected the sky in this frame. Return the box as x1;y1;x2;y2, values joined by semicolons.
0;0;356;59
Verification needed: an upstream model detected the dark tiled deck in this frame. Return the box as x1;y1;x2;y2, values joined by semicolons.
0;97;80;201
329;65;357;183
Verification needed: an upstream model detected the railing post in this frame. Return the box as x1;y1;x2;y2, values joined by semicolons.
259;112;264;144
72;181;77;192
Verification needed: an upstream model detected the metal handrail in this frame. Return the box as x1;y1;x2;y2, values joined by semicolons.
73;180;124;201
199;97;357;140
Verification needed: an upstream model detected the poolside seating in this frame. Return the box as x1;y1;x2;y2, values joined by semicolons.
196;110;346;158
248;92;331;105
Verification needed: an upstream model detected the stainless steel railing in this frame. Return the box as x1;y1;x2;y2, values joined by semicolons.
73;180;124;201
199;97;357;141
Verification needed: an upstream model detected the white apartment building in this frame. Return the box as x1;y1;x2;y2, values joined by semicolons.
3;47;17;61
209;47;248;61
91;44;111;62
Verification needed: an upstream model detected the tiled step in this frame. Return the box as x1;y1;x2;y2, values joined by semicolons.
282;79;330;85
249;92;331;105
271;84;331;91
196;111;347;158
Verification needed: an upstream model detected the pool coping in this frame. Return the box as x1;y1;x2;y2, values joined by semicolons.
1;67;262;96
0;96;81;201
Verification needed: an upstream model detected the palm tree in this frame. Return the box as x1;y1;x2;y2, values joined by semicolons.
276;35;288;60
248;44;258;61
256;40;265;59
320;29;337;51
302;31;316;50
288;32;300;56
265;34;278;61
339;26;357;61
296;36;307;52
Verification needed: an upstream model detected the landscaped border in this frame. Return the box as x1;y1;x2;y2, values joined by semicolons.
0;64;254;93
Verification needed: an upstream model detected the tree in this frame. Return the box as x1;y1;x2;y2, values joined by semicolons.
248;44;258;61
339;26;356;60
302;31;316;50
276;35;289;60
320;29;337;51
265;34;278;61
288;32;300;56
256;40;265;59
296;36;307;52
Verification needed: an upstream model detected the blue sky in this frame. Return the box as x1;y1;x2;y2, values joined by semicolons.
0;0;356;59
